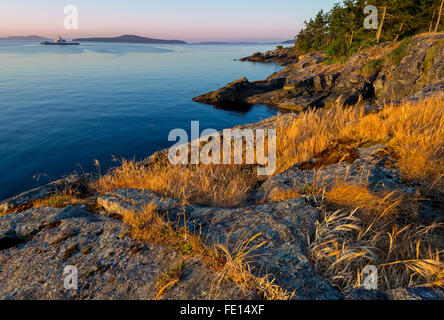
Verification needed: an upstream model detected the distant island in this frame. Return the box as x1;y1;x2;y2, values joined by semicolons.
73;35;186;44
0;34;289;45
0;35;50;41
193;41;263;45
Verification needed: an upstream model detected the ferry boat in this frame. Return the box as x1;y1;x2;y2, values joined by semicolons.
41;35;79;46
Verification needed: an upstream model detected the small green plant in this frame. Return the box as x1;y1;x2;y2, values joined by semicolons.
323;56;348;65
360;59;383;77
32;191;82;209
300;183;317;195
179;242;194;255
276;45;283;50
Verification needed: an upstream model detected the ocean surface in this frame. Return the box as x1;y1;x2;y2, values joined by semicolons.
0;41;284;200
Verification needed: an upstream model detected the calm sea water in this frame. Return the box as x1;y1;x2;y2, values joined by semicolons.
0;41;283;200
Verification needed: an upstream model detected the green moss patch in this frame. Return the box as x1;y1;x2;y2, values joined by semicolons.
388;38;411;68
360;59;383;77
424;46;438;74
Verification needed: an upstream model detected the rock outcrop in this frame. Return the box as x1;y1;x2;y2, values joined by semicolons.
0;205;248;300
0;190;341;300
194;33;444;111
0;175;92;215
192;77;285;107
238;47;300;66
99;189;341;300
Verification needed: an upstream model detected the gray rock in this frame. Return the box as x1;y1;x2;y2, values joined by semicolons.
98;188;180;213
238;47;299;66
101;189;342;300
192;76;285;106
388;287;444;300
376;34;444;101
0;175;92;213
0;206;89;240
0;206;246;300
345;289;391;300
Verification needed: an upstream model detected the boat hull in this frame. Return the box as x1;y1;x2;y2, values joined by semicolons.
40;42;80;46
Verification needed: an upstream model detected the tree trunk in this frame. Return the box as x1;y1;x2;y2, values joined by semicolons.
376;6;387;43
435;0;444;33
429;10;436;33
394;23;404;42
349;30;355;46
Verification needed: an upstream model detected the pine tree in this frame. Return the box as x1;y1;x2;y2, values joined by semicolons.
294;0;442;58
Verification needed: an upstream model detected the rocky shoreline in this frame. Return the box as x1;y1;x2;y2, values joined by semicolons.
194;33;444;111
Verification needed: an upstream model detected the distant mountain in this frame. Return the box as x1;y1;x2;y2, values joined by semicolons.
281;39;296;44
0;35;51;41
73;35;186;44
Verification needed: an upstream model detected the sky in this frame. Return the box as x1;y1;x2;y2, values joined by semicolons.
0;0;339;42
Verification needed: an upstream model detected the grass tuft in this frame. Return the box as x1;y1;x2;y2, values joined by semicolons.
310;184;443;292
210;232;294;300
155;261;187;300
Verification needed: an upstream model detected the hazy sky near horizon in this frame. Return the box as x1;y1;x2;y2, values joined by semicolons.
0;0;339;42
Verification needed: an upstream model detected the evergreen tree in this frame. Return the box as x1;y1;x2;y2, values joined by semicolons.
294;0;443;58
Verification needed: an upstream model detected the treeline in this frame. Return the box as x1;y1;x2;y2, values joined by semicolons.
295;0;444;57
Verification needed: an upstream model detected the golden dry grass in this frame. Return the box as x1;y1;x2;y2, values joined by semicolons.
108;202;291;300
265;187;301;203
280;96;443;196
210;232;295;300
118;203;215;259
341;96;444;199
310;182;443;292
274;103;363;174
92;95;443;296
94;95;443;207
95;160;258;208
325;184;416;220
